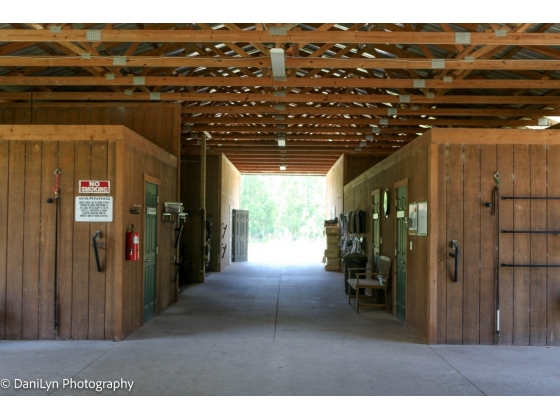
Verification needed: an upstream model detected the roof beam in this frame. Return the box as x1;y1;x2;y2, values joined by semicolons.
2;56;560;70
183;116;542;127
190;125;426;134
2;76;560;90
182;105;560;117
2;91;559;105
1;29;560;46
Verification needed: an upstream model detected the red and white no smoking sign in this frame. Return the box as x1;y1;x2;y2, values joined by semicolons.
79;180;110;194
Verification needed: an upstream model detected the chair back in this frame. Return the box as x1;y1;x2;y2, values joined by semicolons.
376;256;391;276
375;256;391;285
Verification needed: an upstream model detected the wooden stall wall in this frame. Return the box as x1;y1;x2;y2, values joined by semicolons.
343;135;432;342
0;129;114;340
119;130;178;340
179;154;221;284
220;155;241;270
0;103;181;157
434;129;560;346
0;125;177;341
326;155;344;221
344;155;385;185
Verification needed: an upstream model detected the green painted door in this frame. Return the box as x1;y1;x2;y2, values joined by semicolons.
396;185;407;323
144;182;158;323
232;210;249;262
372;190;381;260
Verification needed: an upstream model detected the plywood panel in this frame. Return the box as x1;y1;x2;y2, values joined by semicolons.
513;144;531;345
6;141;25;339
88;142;108;339
39;141;59;339
530;144;547;345
446;144;464;344
0;140;9;339
479;145;497;344
547;145;560;345
22;141;42;339
72;142;91;339
57;141;75;339
497;144;514;345
462;144;481;344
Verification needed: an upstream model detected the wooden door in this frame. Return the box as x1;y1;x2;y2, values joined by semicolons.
396;185;407;323
232;209;249;262
144;182;158;323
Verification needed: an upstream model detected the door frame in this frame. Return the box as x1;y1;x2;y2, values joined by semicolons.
394;178;408;321
143;174;160;324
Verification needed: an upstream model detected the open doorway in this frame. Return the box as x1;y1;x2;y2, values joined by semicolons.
240;175;326;264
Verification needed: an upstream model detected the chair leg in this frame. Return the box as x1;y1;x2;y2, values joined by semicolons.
356;287;359;313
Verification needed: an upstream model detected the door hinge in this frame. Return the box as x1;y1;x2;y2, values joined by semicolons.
155;298;158;307
395;248;397;256
156;246;158;254
157;196;159;203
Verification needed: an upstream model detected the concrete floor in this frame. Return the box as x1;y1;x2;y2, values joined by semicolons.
1;261;560;398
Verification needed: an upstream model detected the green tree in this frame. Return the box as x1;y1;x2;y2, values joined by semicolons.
240;175;326;242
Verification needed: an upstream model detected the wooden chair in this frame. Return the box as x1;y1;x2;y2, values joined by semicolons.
347;256;391;313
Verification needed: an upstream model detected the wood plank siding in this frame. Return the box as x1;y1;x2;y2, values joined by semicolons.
343;128;560;345
0;125;178;341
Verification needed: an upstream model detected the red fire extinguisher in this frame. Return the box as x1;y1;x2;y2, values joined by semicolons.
126;224;139;261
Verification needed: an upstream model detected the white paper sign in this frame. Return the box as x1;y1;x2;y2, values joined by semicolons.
75;196;113;222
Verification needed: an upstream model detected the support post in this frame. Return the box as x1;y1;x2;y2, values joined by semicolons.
200;132;207;282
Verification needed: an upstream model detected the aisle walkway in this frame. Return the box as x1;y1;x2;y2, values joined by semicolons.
1;261;559;396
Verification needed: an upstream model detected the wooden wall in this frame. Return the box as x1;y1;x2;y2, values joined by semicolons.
326;154;384;221
344;136;432;341
342;128;560;345
326;155;344;221
179;154;221;284
0;103;181;157
345;155;385;185
433;129;560;346
120;130;179;340
220;155;241;270
0;125;178;341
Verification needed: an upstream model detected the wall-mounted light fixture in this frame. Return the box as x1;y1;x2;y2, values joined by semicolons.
270;48;286;81
277;138;286;147
280;165;286;171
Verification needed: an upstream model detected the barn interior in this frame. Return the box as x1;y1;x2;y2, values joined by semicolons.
2;4;560;405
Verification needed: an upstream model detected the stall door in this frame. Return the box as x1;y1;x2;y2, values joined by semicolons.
396;185;407;323
144;182;158;323
232;209;249;262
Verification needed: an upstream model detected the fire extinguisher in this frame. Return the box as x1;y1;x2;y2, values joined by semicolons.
126;224;139;261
